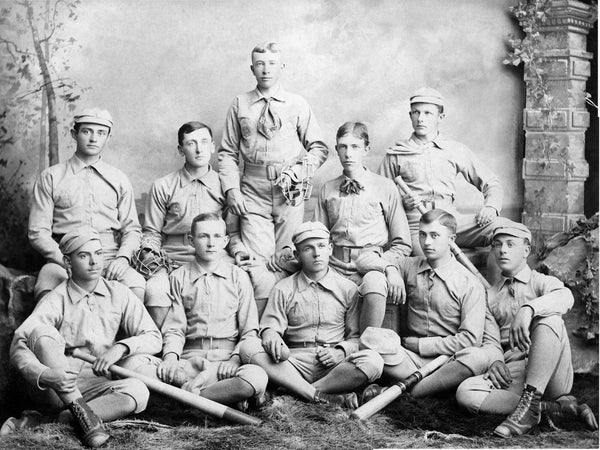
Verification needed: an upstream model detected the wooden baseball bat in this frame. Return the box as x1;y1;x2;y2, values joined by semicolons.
71;349;261;426
394;176;491;289
350;355;450;421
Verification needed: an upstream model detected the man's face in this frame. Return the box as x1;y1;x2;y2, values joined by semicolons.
189;219;229;264
64;239;104;284
418;219;454;264
251;51;283;90
492;234;530;276
295;237;331;275
335;133;368;174
178;128;214;169
71;124;111;159
409;103;443;138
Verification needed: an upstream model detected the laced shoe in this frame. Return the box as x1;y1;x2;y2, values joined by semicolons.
360;384;388;405
494;385;542;438
68;398;110;448
542;395;598;430
313;390;359;409
0;410;44;436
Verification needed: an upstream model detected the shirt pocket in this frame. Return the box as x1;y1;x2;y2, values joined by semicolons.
54;188;81;209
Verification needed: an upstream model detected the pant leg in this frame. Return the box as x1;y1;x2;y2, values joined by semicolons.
240;177;277;260
531;316;574;399
272;188;304;253
34;263;68;300
456;358;527;414
455;213;501;249
144;268;172;308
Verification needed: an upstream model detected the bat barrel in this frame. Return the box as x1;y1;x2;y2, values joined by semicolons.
71;349;261;426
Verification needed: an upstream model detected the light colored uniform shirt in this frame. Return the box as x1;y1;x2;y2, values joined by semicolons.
11;278;162;387
314;169;411;272
141;166;245;263
28;154;141;265
162;259;259;358
218;86;328;193
379;134;503;213
397;256;486;357
483;265;574;363
260;269;360;357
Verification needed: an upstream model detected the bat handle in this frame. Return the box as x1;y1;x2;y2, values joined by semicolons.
394;176;491;290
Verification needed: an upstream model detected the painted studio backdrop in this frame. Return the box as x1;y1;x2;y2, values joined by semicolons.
3;0;526;226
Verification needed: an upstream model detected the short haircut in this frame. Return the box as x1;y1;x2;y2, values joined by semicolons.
336;121;370;147
190;212;225;235
178;122;213;146
73;123;111;134
251;42;281;56
420;209;457;234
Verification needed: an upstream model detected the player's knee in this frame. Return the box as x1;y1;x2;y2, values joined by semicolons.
238;337;265;364
350;349;385;382
118;354;158;373
455;377;485;414
237;364;268;396
359;271;387;298
27;325;65;353
120;378;150;413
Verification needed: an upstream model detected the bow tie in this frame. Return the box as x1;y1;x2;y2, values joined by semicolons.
340;178;364;195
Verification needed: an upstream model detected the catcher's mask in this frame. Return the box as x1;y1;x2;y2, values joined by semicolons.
278;157;314;207
131;248;172;279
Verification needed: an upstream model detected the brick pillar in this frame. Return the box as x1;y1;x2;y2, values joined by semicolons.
522;0;597;241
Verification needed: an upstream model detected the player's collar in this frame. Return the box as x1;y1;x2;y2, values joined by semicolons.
188;258;229;282
297;268;336;292
179;165;213;187
416;255;456;282
67;278;109;303
251;86;289;103
500;265;532;288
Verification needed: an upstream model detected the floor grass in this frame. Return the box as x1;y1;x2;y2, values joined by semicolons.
0;374;597;450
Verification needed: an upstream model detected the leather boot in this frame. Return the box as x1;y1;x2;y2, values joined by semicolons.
313;390;359;409
68;398;110;448
542;395;598;430
360;384;388;405
494;385;542;438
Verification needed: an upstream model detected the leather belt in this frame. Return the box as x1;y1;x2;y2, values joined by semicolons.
53;230;119;245
331;245;382;263
243;162;283;181
287;341;340;349
184;337;236;351
164;234;191;246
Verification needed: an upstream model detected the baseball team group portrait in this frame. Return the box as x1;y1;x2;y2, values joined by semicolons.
0;0;597;449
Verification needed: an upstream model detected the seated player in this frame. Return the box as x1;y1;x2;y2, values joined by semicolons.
314;122;411;331
1;228;162;447
378;88;504;260
456;221;598;437
137;121;284;324
127;212;268;408
360;209;486;401
29;108;145;301
240;222;384;409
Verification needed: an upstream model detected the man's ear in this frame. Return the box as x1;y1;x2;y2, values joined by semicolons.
250;64;254;74
187;233;194;246
70;128;77;140
449;233;456;243
177;145;184;157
